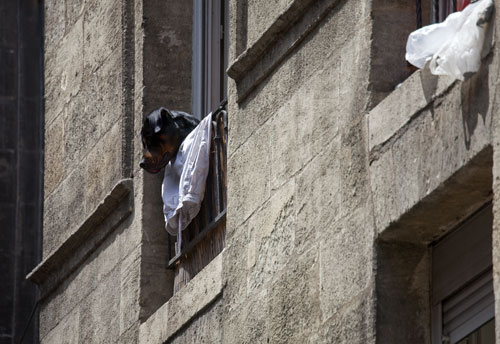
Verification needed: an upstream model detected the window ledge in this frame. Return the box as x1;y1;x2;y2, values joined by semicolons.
26;178;133;297
139;251;224;344
368;67;457;154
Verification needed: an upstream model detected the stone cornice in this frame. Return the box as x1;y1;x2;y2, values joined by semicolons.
27;178;133;298
227;0;341;102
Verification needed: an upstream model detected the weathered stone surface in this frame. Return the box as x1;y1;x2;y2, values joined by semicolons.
83;0;121;74
246;180;295;293
295;137;342;254
38;0;500;343
78;269;121;343
43;162;87;257
138;253;223;344
44;17;83;126
227;122;271;227
85;123;123;212
246;0;295;48
267;247;321;344
43;0;65;56
41;307;79;344
319;208;374;321
318;290;375;344
44;116;65;196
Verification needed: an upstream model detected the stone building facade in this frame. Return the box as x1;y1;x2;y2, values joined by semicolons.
31;0;500;343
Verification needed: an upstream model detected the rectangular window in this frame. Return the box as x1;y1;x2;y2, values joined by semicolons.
167;0;228;294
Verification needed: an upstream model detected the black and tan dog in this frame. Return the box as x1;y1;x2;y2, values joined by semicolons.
140;108;199;174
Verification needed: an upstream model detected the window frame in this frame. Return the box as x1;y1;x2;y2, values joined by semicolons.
192;0;228;120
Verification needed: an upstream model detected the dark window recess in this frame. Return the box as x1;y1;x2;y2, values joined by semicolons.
167;101;227;293
166;0;228;294
416;0;471;28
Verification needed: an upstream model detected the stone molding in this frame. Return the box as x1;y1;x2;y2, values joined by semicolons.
368;67;456;155
227;0;340;102
27;178;134;298
138;252;224;344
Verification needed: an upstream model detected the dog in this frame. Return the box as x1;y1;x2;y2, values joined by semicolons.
140;107;199;174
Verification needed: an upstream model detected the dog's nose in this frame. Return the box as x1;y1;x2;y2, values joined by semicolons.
139;158;146;169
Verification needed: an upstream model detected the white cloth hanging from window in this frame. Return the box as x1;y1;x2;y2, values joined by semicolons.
162;115;212;238
406;0;494;80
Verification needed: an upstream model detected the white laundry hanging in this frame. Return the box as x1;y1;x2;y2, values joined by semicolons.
162;114;212;249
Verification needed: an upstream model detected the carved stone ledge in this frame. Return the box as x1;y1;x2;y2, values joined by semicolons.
27;178;134;298
227;0;340;102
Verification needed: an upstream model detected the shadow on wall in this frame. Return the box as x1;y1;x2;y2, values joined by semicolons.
461;59;490;150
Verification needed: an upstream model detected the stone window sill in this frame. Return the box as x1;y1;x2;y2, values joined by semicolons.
139;251;224;344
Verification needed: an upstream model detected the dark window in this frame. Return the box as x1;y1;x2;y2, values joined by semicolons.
431;203;494;344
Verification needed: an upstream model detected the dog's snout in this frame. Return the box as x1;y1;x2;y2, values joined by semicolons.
139;158;146;169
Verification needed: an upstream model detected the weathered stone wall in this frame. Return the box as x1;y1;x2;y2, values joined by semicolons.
224;1;376;342
38;0;500;343
35;0;193;343
39;0;140;341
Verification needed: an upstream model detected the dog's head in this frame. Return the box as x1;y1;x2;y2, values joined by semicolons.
140;108;199;174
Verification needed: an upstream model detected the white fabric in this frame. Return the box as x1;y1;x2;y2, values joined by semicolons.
406;0;493;80
162;115;212;238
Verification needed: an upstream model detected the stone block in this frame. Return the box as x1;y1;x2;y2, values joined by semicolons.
228;123;271;227
78;271;121;343
246;0;294;47
120;248;141;335
44;17;83;125
369;146;398;234
337;118;371;217
367;67;456;151
246;180;295;293
65;0;84;30
44;116;65;196
63;97;99;171
269;65;341;190
389;118;421;216
295;137;342;254
83;0;121;74
43;161;87;257
268;247;320;344
41;307;79;344
44;0;65;56
319;207;374;321
84;123;122;212
318;290;375;344
168;300;223;344
139;253;223;344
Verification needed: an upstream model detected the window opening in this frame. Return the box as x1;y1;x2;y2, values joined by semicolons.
416;0;471;28
168;0;228;294
431;203;494;344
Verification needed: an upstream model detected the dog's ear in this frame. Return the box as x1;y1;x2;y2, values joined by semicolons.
158;108;174;133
